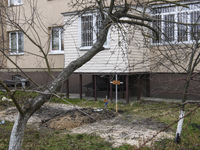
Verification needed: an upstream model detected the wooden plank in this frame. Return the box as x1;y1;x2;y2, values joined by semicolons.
104;99;108;102
113;80;120;85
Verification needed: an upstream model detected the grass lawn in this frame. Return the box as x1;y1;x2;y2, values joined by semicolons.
0;91;200;149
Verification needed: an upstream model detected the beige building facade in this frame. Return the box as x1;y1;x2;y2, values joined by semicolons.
0;0;71;89
62;0;200;100
62;7;151;101
6;0;70;70
1;0;199;101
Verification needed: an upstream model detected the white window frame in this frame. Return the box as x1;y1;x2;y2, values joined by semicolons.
50;27;64;54
9;31;24;55
152;2;200;45
79;12;110;50
8;0;23;6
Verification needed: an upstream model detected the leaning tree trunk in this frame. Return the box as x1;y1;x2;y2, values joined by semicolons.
9;113;30;150
8;17;111;150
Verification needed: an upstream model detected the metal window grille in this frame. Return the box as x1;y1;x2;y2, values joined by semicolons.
178;12;188;42
191;11;200;41
164;14;175;42
96;14;108;46
81;15;93;47
152;2;200;44
152;15;162;44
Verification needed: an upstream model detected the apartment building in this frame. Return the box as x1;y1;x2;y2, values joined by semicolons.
0;0;70;89
63;0;200;100
1;0;199;101
62;4;151;102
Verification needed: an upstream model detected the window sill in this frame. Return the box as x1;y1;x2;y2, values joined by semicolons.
79;46;110;51
9;53;24;56
151;40;195;46
9;4;23;7
48;51;64;55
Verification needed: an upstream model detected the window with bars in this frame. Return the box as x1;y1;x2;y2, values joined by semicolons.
50;27;64;53
80;13;109;49
9;0;23;6
81;15;93;47
191;11;200;40
178;12;188;42
152;2;200;44
9;31;24;54
164;14;175;42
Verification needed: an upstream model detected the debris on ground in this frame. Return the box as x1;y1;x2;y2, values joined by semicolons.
1;96;12;102
41;108;116;130
0;102;173;147
0;120;5;125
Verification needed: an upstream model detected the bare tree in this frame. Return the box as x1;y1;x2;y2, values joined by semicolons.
0;0;189;149
150;1;200;143
0;0;7;69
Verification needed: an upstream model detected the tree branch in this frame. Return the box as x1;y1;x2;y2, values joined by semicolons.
119;19;159;40
0;79;24;116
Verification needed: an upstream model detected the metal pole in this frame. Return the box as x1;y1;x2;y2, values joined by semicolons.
66;79;69;99
126;75;129;104
116;74;118;112
79;74;82;99
137;75;141;100
94;75;97;101
110;76;113;101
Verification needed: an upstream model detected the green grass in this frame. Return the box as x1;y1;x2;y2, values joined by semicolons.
0;122;121;150
0;91;39;109
23;131;114;150
0;121;13;150
1;92;200;149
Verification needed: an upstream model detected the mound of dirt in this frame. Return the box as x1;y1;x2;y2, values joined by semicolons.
40;108;116;130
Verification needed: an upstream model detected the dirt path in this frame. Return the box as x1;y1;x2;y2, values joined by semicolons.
0;102;173;147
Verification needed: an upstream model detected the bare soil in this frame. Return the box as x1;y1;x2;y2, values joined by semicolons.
41;107;116;130
0;102;173;147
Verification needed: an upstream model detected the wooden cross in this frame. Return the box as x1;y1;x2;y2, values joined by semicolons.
110;75;123;112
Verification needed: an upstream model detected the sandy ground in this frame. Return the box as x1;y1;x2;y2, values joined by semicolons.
71;115;173;147
0;102;173;147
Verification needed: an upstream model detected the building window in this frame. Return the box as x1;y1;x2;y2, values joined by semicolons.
79;13;109;50
152;2;200;44
9;31;24;55
191;11;200;41
50;27;64;53
81;15;93;47
9;0;23;6
178;12;188;42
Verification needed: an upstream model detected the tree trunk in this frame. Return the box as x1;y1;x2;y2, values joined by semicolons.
9;113;29;150
175;110;185;143
8;17;111;150
175;79;190;143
